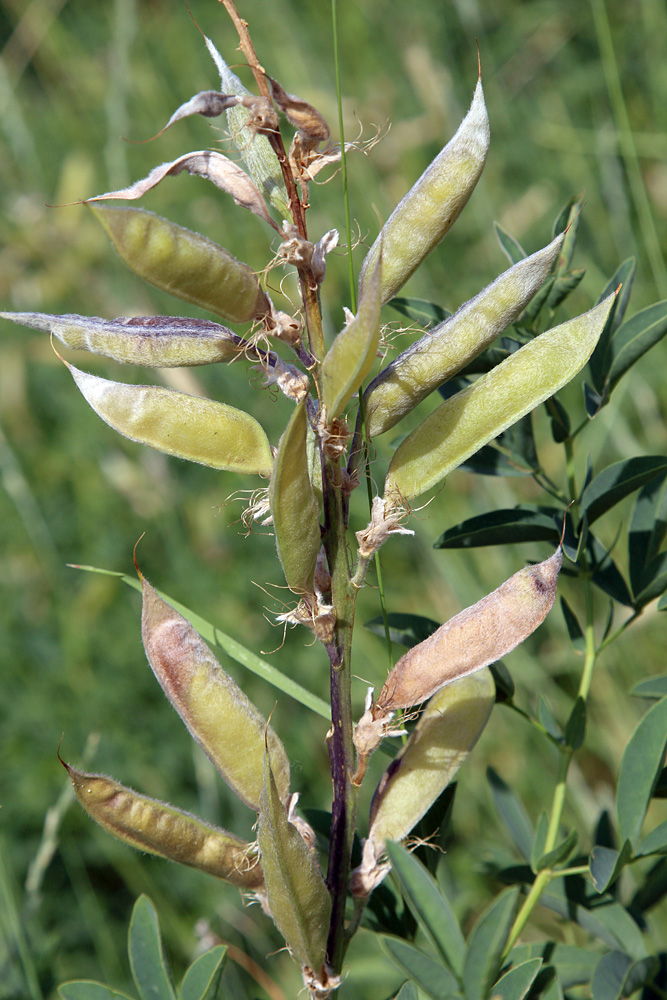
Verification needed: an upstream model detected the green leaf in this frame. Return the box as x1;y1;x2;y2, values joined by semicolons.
635;820;667;857
545;394;571;443
589;842;632;893
71;566;330;720
58;984;135;1000
628;473;667;602
459;445;531;478
462;887;521;1000
364;613;440;649
552;195;582;267
580;457;667;524
591;952;658;1000
179;947;227;1000
385;842;465;976
537;699;564;743
489;662;515;703
630;856;667;913
494;222;526;265
434;507;560;549
546;266;585;310
128;896;176;1000
539;882;646;959
631;675;667;700
490;958;543;1000
586;535;633;607
389;297;451;328
560;597;585;653
588;257;637;392
384;295;615;501
487;767;534;861
617;696;667;847
381;937;462;1000
535;829;578;871
530;812;550;872
605;300;667;399
392;983;420;1000
564;697;586;751
509;942;596;989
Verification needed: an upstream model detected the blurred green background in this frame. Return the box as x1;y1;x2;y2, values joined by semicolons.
1;0;666;997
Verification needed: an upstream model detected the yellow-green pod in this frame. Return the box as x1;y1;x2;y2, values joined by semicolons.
377;548;561;713
365;233;564;438
258;747;331;976
1;311;242;367
141;577;290;811
359;79;489;306
270;400;321;594
90;205;269;323
384;293;616;501
64;762;264;889
319;253;382;419
64;359;273;475
369;669;495;850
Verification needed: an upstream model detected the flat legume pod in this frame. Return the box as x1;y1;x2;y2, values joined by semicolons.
369;668;495;850
1;312;242;367
270;400;321;594
90;205;269;323
359;78;489;306
377;548;561;712
141;577;290;810
64;763;264;888
384;293;616;501
258;748;331;976
65;360;273;475
365;233;564;438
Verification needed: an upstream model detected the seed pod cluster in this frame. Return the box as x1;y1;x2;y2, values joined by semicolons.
90;205;269;324
141;577;290;811
359;78;490;306
64;762;264;889
364;233;565;439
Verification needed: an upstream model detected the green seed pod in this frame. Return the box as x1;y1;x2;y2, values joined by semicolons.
384;293;616;501
270;400;321;594
63;763;264;889
258;747;331;977
359;78;489;306
377;548;561;713
319;252;382;420
1;312;243;367
63;359;273;475
141;577;290;810
369;668;495;850
365;233;565;438
90;205;269;323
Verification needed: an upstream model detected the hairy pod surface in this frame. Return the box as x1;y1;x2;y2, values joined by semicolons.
64;763;264;888
258;748;331;976
369;668;495;849
1;312;242;367
141;579;290;810
270;400;321;594
359;79;489;306
319;252;382;420
90;205;269;323
65;360;273;474
384;293;616;501
377;548;562;711
364;233;565;438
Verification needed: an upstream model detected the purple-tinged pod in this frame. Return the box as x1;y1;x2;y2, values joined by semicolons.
384;293;616;502
258;746;331;984
0;312;244;367
359;78;489;306
63;762;264;889
270;400;321;594
90;205;269;324
62;359;273;475
364;233;565;438
141;578;290;811
377;548;562;713
369;668;495;851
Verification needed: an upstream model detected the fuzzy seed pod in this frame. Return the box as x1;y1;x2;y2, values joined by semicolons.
377;548;562;712
359;78;489;306
90;205;269;323
364;233;565;438
1;312;243;367
64;763;264;889
384;293;616;501
141;578;290;811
